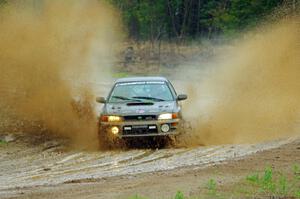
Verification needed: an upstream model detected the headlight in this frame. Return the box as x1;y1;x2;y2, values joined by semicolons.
108;116;123;122
158;113;178;120
158;113;172;120
101;115;123;122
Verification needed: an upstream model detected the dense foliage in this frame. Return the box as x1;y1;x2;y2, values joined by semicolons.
0;0;298;41
108;0;299;41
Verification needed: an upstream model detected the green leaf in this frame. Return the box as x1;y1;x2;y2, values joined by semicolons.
174;191;185;199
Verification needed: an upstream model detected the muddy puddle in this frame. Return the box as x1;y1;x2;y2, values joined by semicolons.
1;78;299;192
0;136;296;192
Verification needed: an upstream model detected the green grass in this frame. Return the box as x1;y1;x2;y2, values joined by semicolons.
174;191;185;199
206;179;217;196
246;167;276;193
128;165;300;199
112;72;129;78
242;166;300;198
128;195;147;199
0;139;8;145
294;164;300;180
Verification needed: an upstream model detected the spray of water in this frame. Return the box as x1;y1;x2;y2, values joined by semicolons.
182;17;300;146
0;0;121;149
0;1;299;149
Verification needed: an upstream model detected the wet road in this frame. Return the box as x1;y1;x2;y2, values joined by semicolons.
0;79;298;194
0;137;294;192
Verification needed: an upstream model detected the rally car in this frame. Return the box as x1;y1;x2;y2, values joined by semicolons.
96;76;187;147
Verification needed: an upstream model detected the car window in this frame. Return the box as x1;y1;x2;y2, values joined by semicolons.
108;81;174;103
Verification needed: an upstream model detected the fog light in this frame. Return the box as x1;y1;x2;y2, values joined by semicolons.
149;125;156;129
111;126;119;135
161;124;170;133
124;126;132;131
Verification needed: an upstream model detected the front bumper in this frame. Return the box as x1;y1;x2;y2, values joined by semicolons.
99;119;180;138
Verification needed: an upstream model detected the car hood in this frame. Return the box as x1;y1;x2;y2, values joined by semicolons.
103;101;178;115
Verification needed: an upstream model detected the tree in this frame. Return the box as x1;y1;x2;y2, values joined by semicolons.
107;0;288;40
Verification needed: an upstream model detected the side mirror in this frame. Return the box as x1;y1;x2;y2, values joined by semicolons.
177;94;187;101
96;97;106;104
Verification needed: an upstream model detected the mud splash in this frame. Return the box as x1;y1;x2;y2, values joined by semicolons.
0;1;121;149
182;17;300;146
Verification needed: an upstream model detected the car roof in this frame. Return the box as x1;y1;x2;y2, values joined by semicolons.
115;76;168;83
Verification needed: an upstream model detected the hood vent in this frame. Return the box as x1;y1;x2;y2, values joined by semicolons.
127;102;154;106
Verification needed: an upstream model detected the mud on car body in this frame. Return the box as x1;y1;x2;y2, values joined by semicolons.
96;76;187;146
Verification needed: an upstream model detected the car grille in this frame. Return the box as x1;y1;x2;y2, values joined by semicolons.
123;115;157;121
123;125;158;135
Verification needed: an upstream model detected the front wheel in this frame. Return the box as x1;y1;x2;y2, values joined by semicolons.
98;128;124;150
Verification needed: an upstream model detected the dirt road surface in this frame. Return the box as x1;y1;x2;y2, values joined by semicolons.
0;133;299;199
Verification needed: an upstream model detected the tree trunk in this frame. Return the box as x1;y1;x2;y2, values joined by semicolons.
167;0;180;38
196;0;201;36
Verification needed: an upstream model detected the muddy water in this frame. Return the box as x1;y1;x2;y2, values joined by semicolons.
0;137;295;191
1;78;298;192
1;65;300;193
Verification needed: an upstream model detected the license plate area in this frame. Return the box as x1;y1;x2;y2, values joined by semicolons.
132;125;148;129
123;125;157;135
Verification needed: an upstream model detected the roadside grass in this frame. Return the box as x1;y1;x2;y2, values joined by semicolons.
128;165;300;199
0;139;8;146
237;165;300;198
206;179;218;197
128;195;148;199
112;72;129;78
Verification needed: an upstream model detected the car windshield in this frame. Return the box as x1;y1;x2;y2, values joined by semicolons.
108;81;174;103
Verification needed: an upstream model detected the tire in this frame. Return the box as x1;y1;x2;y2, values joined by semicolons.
168;119;192;147
98;127;124;150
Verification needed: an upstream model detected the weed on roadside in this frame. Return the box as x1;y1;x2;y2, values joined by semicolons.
174;191;185;199
293;164;300;180
246;173;259;184
0;139;8;146
129;165;300;199
261;167;275;192
128;195;147;199
244;166;300;198
206;179;217;196
112;72;129;78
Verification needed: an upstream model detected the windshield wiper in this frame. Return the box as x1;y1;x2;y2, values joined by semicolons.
111;96;142;102
132;96;165;102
